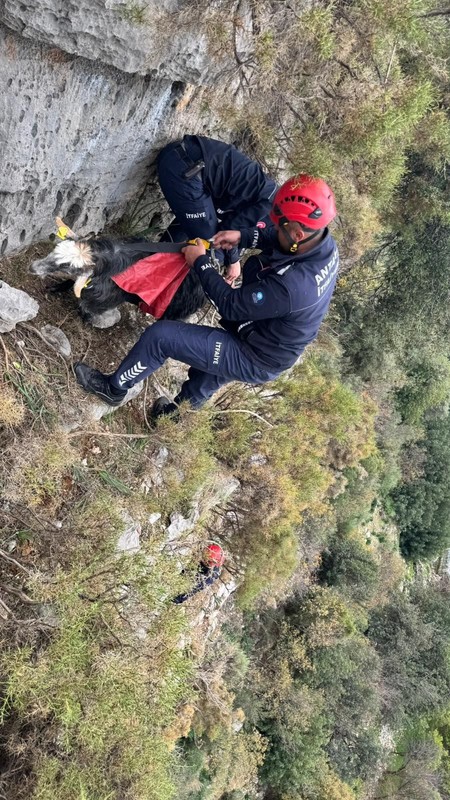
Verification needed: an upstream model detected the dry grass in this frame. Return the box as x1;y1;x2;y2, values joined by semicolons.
0;240;232;800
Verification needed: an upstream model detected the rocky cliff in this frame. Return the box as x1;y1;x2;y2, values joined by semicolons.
0;0;240;254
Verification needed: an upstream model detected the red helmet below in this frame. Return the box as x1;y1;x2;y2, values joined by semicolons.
270;175;337;230
204;543;225;568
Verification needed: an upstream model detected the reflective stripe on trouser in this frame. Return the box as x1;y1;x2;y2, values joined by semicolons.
109;320;280;409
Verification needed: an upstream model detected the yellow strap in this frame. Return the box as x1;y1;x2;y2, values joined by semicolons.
187;238;211;250
56;225;71;240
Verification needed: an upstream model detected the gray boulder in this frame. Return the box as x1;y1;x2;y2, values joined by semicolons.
166;511;195;542
40;324;72;357
0;281;39;332
60;381;144;432
90;309;122;329
116;511;141;555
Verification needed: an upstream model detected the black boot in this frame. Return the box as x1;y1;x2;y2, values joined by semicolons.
150;397;179;421
74;362;128;406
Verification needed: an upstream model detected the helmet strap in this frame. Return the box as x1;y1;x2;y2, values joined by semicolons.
298;229;322;246
279;218;299;252
279;220;321;253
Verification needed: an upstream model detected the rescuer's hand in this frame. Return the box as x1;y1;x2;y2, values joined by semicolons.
224;261;241;286
182;238;207;266
212;230;241;250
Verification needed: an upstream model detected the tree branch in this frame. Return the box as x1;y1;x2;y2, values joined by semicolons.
419;6;450;16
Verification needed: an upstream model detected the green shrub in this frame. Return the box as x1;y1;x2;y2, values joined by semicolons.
396;355;450;424
319;532;380;605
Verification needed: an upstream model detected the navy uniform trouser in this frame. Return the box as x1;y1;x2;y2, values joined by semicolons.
109;320;280;408
157;141;273;265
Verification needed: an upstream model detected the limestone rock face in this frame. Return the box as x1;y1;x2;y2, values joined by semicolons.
0;0;231;257
0;0;222;82
0;281;39;331
0;24;178;255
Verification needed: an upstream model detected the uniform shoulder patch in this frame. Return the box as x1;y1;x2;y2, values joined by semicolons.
252;290;265;305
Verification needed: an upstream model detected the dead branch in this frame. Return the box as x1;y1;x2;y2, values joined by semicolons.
68;430;151;439
334;58;359;80
0;548;32;575
7;500;62;531
0;584;39;604
419;6;450;16
20;323;72;389
384;42;397;84
0;595;14;619
208;408;274;427
0;335;11;374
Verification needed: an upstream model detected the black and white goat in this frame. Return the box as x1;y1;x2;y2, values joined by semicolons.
30;237;206;323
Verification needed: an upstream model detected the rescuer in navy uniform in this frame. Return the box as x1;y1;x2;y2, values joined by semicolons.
157;134;277;285
74;175;340;416
172;544;225;605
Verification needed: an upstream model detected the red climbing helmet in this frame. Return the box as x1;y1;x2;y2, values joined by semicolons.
204;543;225;568
270;175;337;229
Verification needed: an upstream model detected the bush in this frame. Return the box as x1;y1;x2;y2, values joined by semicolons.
368;585;450;724
1;495;196;800
319;531;380;605
393;414;450;560
212;356;378;607
396;355;450;424
0;379;25;425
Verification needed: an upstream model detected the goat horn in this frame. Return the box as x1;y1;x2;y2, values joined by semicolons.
73;273;93;298
55;217;78;241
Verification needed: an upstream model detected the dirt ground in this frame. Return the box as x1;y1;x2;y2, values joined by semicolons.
0;239;182;589
0;239;152;373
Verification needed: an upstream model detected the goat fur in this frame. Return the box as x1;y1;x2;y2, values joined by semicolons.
30;237;206;323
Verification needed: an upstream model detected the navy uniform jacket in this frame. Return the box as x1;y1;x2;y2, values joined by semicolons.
192;225;339;371
172;564;221;604
184;135;277;222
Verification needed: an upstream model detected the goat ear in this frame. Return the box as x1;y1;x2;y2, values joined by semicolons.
55;217;78;241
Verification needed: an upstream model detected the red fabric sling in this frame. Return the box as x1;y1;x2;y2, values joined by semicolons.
112;252;189;318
